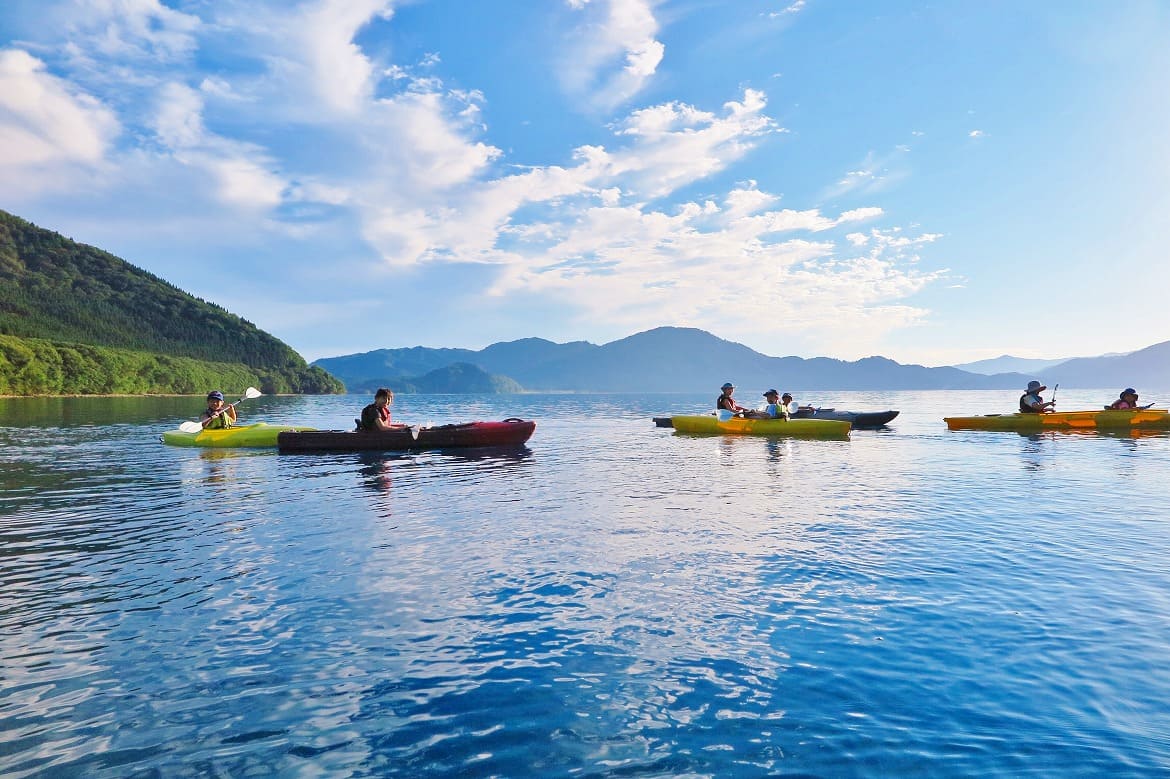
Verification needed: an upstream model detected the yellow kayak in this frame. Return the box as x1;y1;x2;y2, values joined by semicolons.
671;414;850;438
944;409;1170;432
161;422;315;448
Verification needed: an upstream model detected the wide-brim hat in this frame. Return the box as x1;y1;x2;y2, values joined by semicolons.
721;382;735;390
1026;381;1046;393
763;389;779;396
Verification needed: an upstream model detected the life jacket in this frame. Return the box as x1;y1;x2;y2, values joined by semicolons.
203;408;233;429
360;403;391;430
1019;393;1041;414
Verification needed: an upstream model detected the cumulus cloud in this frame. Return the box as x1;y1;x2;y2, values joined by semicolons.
560;0;665;112
0;0;944;356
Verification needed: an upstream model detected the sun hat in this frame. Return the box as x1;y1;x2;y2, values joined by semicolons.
763;389;779;396
1123;388;1137;396
782;392;793;400
721;382;734;389
1026;381;1046;393
207;390;224;400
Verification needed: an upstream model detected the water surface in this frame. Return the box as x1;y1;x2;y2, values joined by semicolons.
2;390;1169;776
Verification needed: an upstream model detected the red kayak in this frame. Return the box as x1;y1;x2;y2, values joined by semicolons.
277;418;535;452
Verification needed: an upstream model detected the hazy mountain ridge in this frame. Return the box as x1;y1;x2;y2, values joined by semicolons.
314;327;1018;392
951;355;1073;376
315;326;1169;393
343;362;523;395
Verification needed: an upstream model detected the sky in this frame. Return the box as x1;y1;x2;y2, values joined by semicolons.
2;0;1169;366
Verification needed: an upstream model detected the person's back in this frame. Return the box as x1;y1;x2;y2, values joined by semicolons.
1110;388;1140;409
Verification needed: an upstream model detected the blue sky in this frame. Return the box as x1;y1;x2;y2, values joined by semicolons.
2;1;1168;366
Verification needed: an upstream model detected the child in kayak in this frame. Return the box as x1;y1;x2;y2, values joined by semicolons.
359;388;399;431
1109;388;1141;409
200;390;237;429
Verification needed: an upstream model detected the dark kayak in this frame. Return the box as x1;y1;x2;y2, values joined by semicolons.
790;408;899;428
277;419;535;452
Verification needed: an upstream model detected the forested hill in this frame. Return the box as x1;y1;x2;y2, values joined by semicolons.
0;210;342;395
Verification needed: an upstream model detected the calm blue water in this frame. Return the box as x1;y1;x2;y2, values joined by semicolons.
2;390;1170;777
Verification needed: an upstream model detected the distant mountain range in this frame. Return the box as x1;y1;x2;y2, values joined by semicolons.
314;327;1170;393
950;355;1073;376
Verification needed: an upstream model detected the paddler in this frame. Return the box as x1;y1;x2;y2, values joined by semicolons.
717;382;748;416
1109;388;1141;409
359;387;399;431
1020;380;1055;414
200;390;237;429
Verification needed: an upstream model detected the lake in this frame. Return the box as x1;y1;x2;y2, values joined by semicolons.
2;389;1169;777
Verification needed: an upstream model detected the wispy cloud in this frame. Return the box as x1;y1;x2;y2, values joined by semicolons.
559;0;665;112
0;49;120;193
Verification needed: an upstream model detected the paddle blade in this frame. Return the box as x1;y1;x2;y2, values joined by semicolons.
715;409;733;422
243;387;262;399
409;425;421;440
178;421;203;434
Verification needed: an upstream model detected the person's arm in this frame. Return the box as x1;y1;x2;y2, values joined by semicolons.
226;405;238;423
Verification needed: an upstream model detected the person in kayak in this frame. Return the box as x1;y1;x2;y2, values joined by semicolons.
1109;388;1141;409
781;392;816;416
200;390;237;429
360;387;399;431
761;389;789;419
1020;380;1055;413
717;382;749;416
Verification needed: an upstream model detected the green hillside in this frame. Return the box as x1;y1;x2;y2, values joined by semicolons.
0;210;342;395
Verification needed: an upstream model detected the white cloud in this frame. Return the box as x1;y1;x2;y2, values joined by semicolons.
0;2;945;357
560;0;665;112
62;0;201;63
969;129;985;138
297;0;394;114
152;82;285;210
0;49;120;193
770;0;807;17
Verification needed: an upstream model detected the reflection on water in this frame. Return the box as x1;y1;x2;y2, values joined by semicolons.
2;393;1170;776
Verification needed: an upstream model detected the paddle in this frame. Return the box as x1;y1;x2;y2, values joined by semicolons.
178;387;262;433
